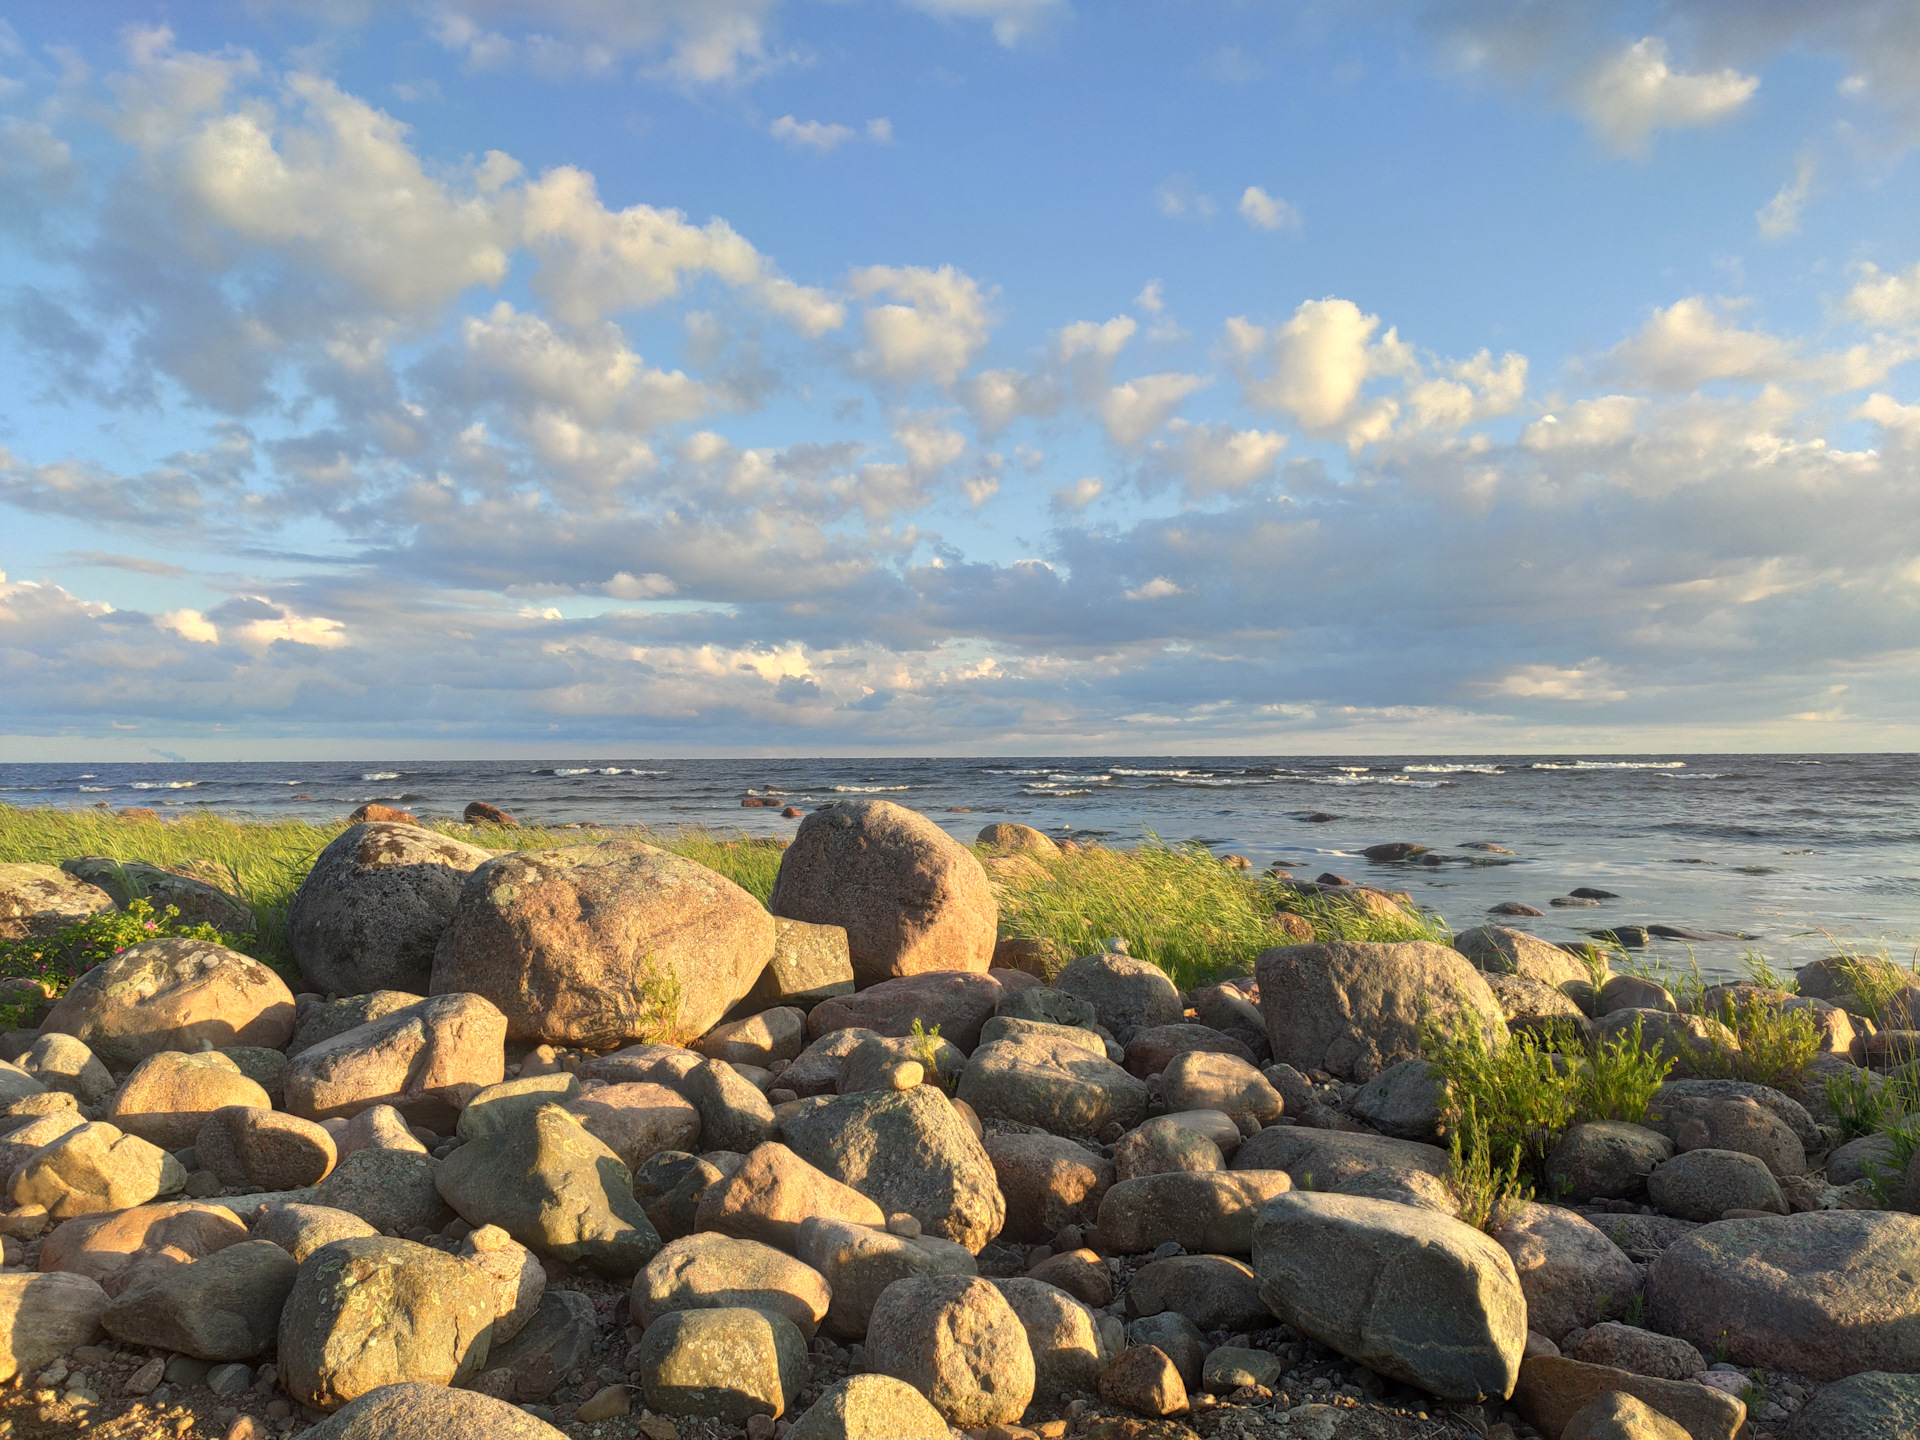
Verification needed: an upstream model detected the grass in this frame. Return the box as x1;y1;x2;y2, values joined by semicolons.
1575;1016;1675;1125
1446;1093;1532;1233
1610;946;1823;1089
990;834;1451;990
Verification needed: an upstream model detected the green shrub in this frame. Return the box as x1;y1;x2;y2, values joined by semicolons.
1446;1095;1533;1234
1574;1016;1674;1125
1424;1014;1576;1181
1830;948;1920;1025
0;898;240;1026
1827;1064;1904;1142
1695;992;1823;1089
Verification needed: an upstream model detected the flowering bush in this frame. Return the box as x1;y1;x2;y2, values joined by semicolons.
0;898;243;1027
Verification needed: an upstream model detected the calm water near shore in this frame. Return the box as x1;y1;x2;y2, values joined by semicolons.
5;754;1917;982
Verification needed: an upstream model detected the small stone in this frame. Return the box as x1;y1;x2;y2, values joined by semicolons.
574;1384;632;1422
206;1363;253;1396
886;1213;921;1237
1099;1346;1188;1417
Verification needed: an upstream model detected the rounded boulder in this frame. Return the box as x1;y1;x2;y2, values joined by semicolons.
865;1274;1036;1428
41;936;295;1069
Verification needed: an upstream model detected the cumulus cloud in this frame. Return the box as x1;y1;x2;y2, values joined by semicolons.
1237;186;1300;231
1124;576;1184;600
1099;373;1207;446
428;0;783;85
1576;37;1757;154
851;265;994;386
770;115;893;151
1757;152;1816;239
1845;261;1920;326
1052;476;1102;510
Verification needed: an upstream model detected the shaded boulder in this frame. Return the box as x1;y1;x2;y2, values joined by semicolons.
102;1238;297;1360
457;1072;580;1143
978;822;1060;858
983;1130;1113;1243
1255;941;1506;1082
634;1306;808;1422
278;1235;497;1412
1231;1125;1455;1212
1546;1122;1673;1203
298;1382;567;1440
1646;1148;1785;1221
1454;925;1593;992
682;1058;775;1151
196;1106;338;1190
436;1102;659;1274
837;1031;966;1094
1563;1392;1691;1440
431;840;777;1045
20;1033;114;1104
769;800;997;985
1053;953;1184;1036
1157;1052;1283;1125
290;823;494;996
1492;1202;1640;1342
1097;1170;1292;1256
696;1141;884;1247
1350;1059;1447;1142
1652;1078;1820;1158
1123;1254;1269;1331
313;1147;446;1234
0;863;113;940
1647;1210;1920;1379
1252;1190;1525;1401
1561;1322;1704;1381
482;1287;599;1401
780;1084;1005;1252
284;992;507;1132
40;1199;249;1296
634;1232;831;1337
738;917;857;1014
807;971;1004;1054
1513;1356;1745;1440
10;1120;184;1218
697;1006;808;1068
288;991;425;1058
865;1274;1036;1428
1128;1313;1207;1391
1789;1372;1920;1440
61;857;254;934
106;1050;272;1151
1122;1023;1253;1079
0;1271;109;1380
786;1373;952;1440
1591;1010;1735;1079
958;1030;1149;1137
251;1203;379;1263
561;1082;700;1171
1112;1115;1223;1183
41;936;295;1069
797;1215;978;1340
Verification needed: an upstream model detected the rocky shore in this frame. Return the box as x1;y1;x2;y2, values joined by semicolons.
0;797;1914;1440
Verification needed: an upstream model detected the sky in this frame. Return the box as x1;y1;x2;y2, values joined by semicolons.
1;0;1918;759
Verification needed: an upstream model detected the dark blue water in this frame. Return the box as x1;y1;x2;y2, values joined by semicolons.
4;755;1916;980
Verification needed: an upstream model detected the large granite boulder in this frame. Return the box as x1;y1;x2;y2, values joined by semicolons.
0;1271;109;1380
289;823;494;995
298;1382;567;1440
1492;1202;1640;1342
693;1142;884;1249
1099;1170;1292;1256
102;1238;297;1360
40;936;295;1068
61;857;255;934
1546;1122;1674;1202
1231;1125;1455;1212
1123;1254;1270;1331
436;1102;659;1274
983;1131;1113;1243
994;1275;1115;1403
1454;925;1593;992
1648;1211;1920;1379
1790;1372;1920;1440
1513;1355;1745;1440
957;1029;1149;1137
9;1120;184;1218
105;1050;272;1150
865;1274;1035;1428
284;992;506;1131
634;1232;831;1337
633;1306;808;1422
739;918;856;1013
1252;1191;1526;1401
39;1200;249;1296
796;1215;978;1340
786;1374;952;1440
431;840;776;1045
0;862;113;940
1255;940;1506;1082
1052;952;1183;1036
278;1236;497;1411
770;801;997;985
779;1085;1005;1252
198;1106;337;1190
807;971;1005;1054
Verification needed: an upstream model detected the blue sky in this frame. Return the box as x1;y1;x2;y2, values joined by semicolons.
1;0;1917;758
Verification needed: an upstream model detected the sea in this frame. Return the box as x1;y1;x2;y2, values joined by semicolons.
4;754;1916;983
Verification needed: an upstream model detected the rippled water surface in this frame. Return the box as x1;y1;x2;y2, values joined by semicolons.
5;754;1916;980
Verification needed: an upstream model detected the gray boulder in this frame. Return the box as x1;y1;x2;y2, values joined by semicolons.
1455;925;1593;992
1646;1148;1785;1221
1350;1058;1447;1142
1097;1170;1293;1255
1052;952;1183;1036
1561;1321;1704;1380
288;991;425;1058
957;1030;1149;1137
1231;1125;1455;1212
1546;1122;1673;1202
738;917;856;1013
61;856;255;934
796;1215;977;1339
102;1239;297;1360
634;1306;808;1421
20;1034;113;1104
1157;1051;1284;1125
1492;1202;1640;1342
1123;1254;1270;1331
0;1271;109;1380
313;1147;446;1233
1790;1372;1920;1440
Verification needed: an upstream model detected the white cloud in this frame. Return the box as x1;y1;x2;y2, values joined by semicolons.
1150;420;1288;498
1155;174;1216;221
1099;372;1207;446
851;265;993;386
1233;297;1413;443
1576;37;1757;154
1521;396;1645;450
1124;576;1184;600
1477;660;1628;702
157;609;219;643
429;0;782;85
1404;350;1528;432
1238;185;1301;232
770;115;892;151
1052;476;1102;510
1602;297;1798;390
961;474;1000;507
1135;281;1165;315
603;571;677;599
1757;151;1815;239
1844;261;1920;326
898;0;1070;48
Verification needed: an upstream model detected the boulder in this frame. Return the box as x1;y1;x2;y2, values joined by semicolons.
430;839;777;1045
1650;1087;1808;1177
780;1084;1005;1252
865;1274;1036;1427
340;1103;430;1160
251;1202;378;1263
1492;1203;1640;1341
1546;1122;1674;1202
0;862;113;940
456;1073;580;1142
1648;1210;1920;1379
289;823;495;995
633;1151;725;1242
786;1373;952;1440
278;1235;497;1411
1455;926;1593;992
436;1102;659;1274
1027;1247;1112;1307
983;1131;1113;1243
1122;1023;1253;1079
1646;1148;1785;1221
482;1287;599;1401
1828;1132;1897;1187
634;1306;808;1421
219;1044;289;1100
0;1270;109;1379
1562;1322;1704;1380
40;936;295;1068
1598;977;1677;1014
1562;1392;1691;1440
1127;1313;1207;1391
837;1031;965;1093
1100;1345;1187;1417
196;1107;338;1190
807;971;1004;1054
298;1381;567;1440
1053;953;1184;1036
20;1033;114;1104
561;1082;700;1171
0;1110;85;1187
978;822;1060;857
1123;1255;1269;1331
1252;1191;1525;1401
1098;1170;1292;1256
1230;1125;1455;1212
0;1060;44;1106
998;986;1099;1030
1350;1058;1448;1142
102;1238;297;1359
457;1224;544;1345
40;1199;249;1295
737;917;857;1014
977;1014;1108;1056
1789;1372;1920;1440
958;1030;1149;1137
1652;1077;1822;1153
1255;941;1506;1082
1111;1117;1223;1183
60;857;254;934
106;1050;273;1151
1591;1010;1736;1079
783;1029;880;1098
1157;1052;1284;1125
1483;972;1593;1036
1513;1355;1745;1440
288;991;425;1058
10;1120;184;1218
769;800;997;985
681;1058;775;1152
313;1147;446;1233
694;1141;885;1248
697;1006;808;1067
797;1215;978;1339
634;1231;830;1337
284;992;507;1131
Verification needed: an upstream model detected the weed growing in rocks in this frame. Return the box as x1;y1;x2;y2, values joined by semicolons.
1698;991;1822;1088
1574;1016;1674;1124
1827;1063;1904;1141
1425;1016;1575;1182
1445;1095;1532;1232
0;897;240;1024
